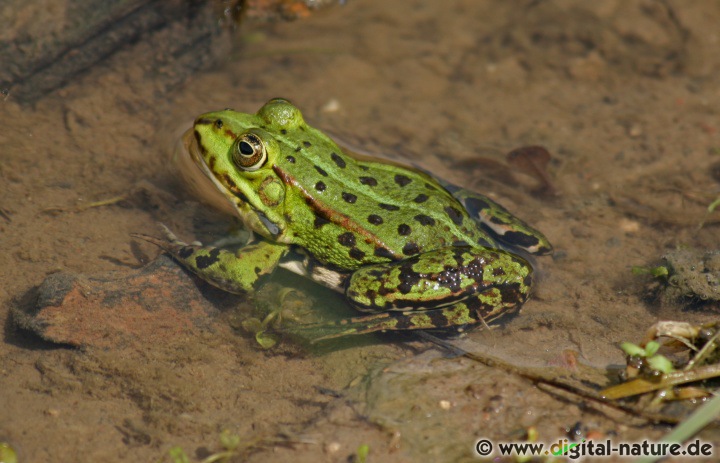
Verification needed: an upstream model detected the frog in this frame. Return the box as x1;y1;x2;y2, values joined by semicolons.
134;98;552;341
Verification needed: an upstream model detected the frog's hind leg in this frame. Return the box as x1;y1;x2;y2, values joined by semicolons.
346;246;532;313
300;246;533;341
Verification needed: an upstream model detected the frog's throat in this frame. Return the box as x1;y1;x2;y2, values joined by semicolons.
186;130;238;211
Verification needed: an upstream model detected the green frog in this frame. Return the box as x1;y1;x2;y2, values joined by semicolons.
135;98;552;340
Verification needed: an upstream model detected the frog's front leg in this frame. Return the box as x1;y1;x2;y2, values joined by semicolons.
347;246;532;323
133;226;288;294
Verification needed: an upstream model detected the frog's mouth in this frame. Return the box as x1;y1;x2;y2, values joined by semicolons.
177;128;284;240
175;127;240;217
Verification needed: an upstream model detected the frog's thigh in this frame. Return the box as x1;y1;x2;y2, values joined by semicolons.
165;239;287;294
345;246;532;313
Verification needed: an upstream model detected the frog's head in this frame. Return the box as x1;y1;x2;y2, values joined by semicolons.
191;98;305;241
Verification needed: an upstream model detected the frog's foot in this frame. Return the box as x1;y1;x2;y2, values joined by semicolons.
293;296;517;343
131;224;287;294
442;183;553;256
242;286;319;349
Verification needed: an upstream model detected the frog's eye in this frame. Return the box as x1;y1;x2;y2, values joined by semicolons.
233;133;267;171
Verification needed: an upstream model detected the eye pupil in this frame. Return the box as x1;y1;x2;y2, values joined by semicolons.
214;119;223;129
239;141;254;155
232;133;268;172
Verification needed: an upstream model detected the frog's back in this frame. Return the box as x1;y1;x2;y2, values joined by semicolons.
275;142;491;270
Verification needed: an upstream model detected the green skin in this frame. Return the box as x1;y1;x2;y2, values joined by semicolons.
136;99;552;340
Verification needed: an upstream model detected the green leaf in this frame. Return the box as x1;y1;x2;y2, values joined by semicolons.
219;429;241;451
168;447;191;463
256;331;279;349
647;355;675;374
632;265;669;278
644;341;660;357
650;266;669;278
0;442;18;463
356;444;370;463
708;196;720;213
620;342;646;357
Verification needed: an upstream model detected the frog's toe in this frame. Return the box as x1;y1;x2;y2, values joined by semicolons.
130;232;178;255
156;223;188;245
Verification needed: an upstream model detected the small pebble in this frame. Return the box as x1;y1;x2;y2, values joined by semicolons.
324;442;341;454
619;218;640;233
321;99;341;113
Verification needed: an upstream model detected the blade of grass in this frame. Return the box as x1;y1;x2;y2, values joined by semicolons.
634;392;720;463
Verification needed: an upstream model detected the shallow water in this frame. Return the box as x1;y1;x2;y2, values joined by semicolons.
2;1;720;461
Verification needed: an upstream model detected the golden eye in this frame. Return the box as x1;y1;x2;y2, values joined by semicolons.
233;133;267;171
